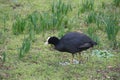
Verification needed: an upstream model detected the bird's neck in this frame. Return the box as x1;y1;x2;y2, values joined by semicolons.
53;41;59;46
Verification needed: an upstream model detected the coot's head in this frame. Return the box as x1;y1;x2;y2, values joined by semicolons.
45;36;59;46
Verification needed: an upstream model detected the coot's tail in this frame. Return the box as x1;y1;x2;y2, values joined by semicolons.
93;42;97;45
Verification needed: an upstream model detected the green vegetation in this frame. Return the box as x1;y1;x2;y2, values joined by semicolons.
113;0;120;6
103;16;119;49
86;27;100;45
0;31;5;44
92;50;114;58
19;37;31;59
86;11;97;24
79;0;94;13
12;15;26;35
2;52;6;62
29;11;40;34
0;0;120;80
96;13;119;49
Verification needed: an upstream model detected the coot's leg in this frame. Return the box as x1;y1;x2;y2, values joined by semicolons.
71;54;74;64
79;52;82;64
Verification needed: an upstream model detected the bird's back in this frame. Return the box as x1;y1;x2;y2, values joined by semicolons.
55;32;97;53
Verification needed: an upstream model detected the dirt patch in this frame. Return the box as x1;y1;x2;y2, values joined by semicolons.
96;66;120;80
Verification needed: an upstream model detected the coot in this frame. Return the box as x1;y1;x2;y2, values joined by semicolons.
45;32;97;63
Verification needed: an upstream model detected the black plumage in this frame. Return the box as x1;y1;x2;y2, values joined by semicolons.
46;32;97;63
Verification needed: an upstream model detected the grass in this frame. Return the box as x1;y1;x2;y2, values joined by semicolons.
97;13;120;49
113;0;120;6
19;37;31;59
12;15;26;35
29;11;40;34
86;27;100;45
0;31;5;44
78;0;94;14
0;0;120;80
2;52;6;62
86;11;97;24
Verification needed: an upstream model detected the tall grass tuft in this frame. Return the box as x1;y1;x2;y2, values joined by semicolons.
2;52;6;62
38;0;72;33
113;0;120;7
101;15;119;49
12;15;26;35
102;2;105;9
3;15;7;32
0;31;5;44
87;27;100;45
28;11;41;34
86;11;96;24
39;12;51;32
79;0;94;13
0;15;7;44
51;0;72;16
95;12;107;32
19;37;31;59
51;0;72;29
29;25;35;42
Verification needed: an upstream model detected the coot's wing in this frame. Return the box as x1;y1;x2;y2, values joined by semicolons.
59;32;97;53
79;43;92;50
59;33;87;53
60;32;93;45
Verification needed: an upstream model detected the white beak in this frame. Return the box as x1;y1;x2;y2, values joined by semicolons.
44;41;48;45
44;37;50;45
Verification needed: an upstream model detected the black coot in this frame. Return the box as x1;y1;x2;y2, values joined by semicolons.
46;32;97;63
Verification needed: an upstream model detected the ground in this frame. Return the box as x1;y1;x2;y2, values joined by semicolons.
0;0;120;80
